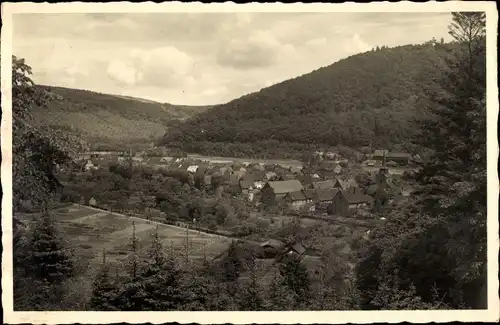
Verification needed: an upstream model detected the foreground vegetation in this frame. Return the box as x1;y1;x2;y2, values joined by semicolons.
12;13;487;310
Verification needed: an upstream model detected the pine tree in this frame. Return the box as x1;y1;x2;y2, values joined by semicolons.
26;211;74;283
219;241;242;282
414;12;486;305
237;257;264;310
264;269;295;310
140;227;185;310
279;255;311;308
89;250;119;310
356;12;487;310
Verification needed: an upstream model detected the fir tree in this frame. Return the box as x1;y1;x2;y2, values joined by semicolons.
279;255;311;308
356;12;487;310
26;211;74;283
264;269;296;310
219;241;242;282
89;250;119;311
140;227;185;310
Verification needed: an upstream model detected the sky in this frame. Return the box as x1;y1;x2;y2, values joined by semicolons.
13;12;453;105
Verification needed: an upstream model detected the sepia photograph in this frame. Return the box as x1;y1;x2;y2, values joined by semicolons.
1;1;498;324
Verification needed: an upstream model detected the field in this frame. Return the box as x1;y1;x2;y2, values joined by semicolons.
50;204;232;269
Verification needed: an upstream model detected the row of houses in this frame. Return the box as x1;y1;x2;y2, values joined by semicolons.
259;178;374;217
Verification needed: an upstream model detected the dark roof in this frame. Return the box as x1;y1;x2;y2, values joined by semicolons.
343;191;373;204
373;149;389;157
303;189;316;200
260;239;285;249
267;180;304;194
387;152;411;159
315;188;340;202
247;170;266;181
287;191;307;201
240;179;254;189
289;242;306;255
147;157;163;165
312;179;336;190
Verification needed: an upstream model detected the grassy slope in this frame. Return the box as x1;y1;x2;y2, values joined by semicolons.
31;86;210;150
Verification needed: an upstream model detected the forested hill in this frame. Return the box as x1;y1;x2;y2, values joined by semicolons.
31;86;211;151
162;42;452;158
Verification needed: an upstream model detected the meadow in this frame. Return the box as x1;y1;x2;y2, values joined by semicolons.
51;204;233;269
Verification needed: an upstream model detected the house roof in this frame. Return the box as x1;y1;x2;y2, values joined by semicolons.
289;242;306;255
303;189;316;200
260;239;285;249
240;179;254;189
312;179;336;190
267;180;304;194
265;171;277;179
147;157;163;165
387;152;411;159
337;178;358;190
287;191;307;201
373;149;389;157
343;191;373;204
316;188;340;202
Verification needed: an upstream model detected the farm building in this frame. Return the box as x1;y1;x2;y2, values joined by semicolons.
260;180;304;205
284;191;308;210
312;179;336;190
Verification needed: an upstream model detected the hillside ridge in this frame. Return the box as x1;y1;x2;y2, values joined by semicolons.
162;42;453;158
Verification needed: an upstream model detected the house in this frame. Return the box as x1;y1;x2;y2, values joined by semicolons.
387;152;412;166
343;191;373;209
260;239;285;250
312;180;336;190
386;160;399;168
160;157;174;163
301;202;316;214
325;151;338;160
240;179;254;195
287;242;306;256
303;189;316;203
88;197;97;207
334;178;359;192
372;150;389;161
315;188;340;210
284;191;308;210
363;159;377;167
203;174;212;187
296;175;314;189
260;180;304;205
84;159;97;171
265;171;277;180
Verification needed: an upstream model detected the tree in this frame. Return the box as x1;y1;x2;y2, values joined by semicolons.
11;56;88;212
356;13;487;310
26;211;74;283
89;250;119;311
138;227;185;310
279;255;311;307
219;241;243;282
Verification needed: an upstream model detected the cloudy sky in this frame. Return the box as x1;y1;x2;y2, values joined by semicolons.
13;12;453;105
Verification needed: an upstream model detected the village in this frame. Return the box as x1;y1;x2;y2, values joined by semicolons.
60;147;420;262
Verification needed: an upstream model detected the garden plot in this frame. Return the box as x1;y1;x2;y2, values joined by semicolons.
53;204;233;266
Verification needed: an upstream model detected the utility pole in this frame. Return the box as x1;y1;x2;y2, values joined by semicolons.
185;221;189;266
